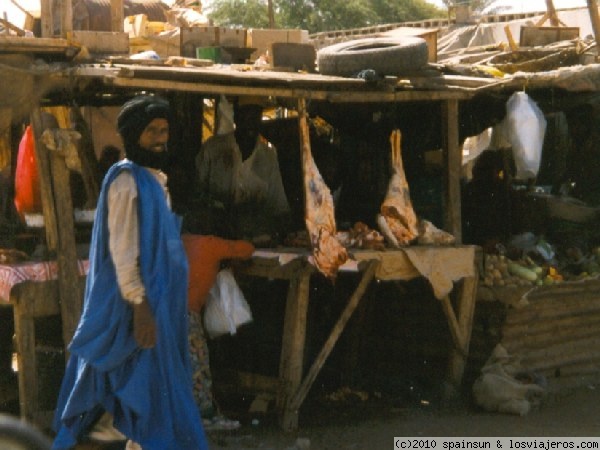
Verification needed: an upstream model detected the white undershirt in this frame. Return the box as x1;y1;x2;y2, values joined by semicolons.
107;163;170;304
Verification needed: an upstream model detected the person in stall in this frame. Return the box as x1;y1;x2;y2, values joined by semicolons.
182;218;254;430
52;95;209;450
462;149;510;251
196;95;291;246
563;105;600;206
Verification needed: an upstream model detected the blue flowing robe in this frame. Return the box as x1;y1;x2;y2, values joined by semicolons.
52;161;208;450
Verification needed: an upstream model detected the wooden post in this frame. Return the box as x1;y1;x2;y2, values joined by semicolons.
110;0;124;32
39;0;53;37
443;251;480;394
587;0;600;62
29;109;83;350
60;0;73;37
277;265;311;432
441;99;462;243
50;149;84;348
267;0;275;28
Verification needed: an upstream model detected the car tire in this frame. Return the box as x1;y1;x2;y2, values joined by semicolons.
317;37;429;77
0;414;51;450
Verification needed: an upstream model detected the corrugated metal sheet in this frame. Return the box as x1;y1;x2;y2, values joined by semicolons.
80;0;168;31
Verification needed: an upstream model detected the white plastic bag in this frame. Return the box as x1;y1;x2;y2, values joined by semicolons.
462;127;492;166
504;91;546;180
203;268;253;339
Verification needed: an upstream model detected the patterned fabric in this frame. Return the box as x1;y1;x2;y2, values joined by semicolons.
0;260;89;303
188;309;215;418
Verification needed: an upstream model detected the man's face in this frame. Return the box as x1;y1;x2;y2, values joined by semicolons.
138;118;169;152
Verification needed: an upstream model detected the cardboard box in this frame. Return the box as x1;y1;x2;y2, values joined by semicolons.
147;32;180;59
180;26;248;58
248;28;308;61
71;31;129;55
180;26;219;57
219;27;247;47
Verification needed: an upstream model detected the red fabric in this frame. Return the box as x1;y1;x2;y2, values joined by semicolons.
14;126;42;218
182;234;254;312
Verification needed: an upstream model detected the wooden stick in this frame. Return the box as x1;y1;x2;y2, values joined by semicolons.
546;0;559;26
504;25;518;51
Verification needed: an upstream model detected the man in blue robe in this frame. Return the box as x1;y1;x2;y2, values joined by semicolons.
52;95;209;450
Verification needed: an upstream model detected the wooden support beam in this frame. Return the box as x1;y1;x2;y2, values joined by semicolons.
441;99;462;243
60;0;73;37
29;109;83;351
50;148;83;348
277;264;312;431
40;0;52;37
111;0;124;32
442;258;479;392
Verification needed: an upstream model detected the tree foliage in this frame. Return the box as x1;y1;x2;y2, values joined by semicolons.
206;0;445;34
207;0;272;28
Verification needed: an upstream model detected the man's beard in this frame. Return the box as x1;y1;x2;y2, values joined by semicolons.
125;143;171;171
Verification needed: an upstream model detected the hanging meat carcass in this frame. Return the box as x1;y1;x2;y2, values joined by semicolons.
378;129;456;247
377;129;419;247
300;102;348;278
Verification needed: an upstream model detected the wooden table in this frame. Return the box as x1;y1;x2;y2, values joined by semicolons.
237;246;479;431
0;260;88;428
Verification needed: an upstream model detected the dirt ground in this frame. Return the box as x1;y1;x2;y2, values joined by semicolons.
207;383;600;450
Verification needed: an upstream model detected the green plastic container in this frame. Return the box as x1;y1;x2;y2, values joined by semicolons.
196;46;221;62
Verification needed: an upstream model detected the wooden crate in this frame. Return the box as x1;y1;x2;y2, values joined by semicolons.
519;26;580;47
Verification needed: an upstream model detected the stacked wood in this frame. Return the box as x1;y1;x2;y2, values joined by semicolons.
497;279;600;393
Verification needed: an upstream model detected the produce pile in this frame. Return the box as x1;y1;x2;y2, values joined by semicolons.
482;247;600;288
284;221;385;250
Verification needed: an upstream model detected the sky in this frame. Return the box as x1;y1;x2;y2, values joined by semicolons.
7;0;591;17
425;0;588;14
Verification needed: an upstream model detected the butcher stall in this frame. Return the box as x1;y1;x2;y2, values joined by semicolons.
0;37;489;431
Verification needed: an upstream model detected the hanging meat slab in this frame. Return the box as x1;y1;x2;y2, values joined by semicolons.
300;107;348;278
377;129;419;247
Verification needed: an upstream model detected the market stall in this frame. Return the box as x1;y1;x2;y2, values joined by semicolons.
0;260;88;427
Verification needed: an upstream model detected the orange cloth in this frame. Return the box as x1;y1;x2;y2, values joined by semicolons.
181;234;254;312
